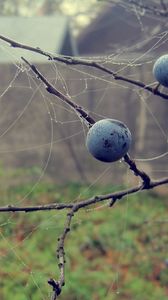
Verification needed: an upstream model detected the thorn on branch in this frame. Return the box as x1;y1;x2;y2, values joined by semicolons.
48;279;62;297
109;198;117;207
153;83;161;94
109;194;123;207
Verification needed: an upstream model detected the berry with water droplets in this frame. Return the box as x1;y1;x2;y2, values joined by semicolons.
86;119;132;163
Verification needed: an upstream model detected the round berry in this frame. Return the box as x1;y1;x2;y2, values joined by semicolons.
86;119;132;163
153;54;168;87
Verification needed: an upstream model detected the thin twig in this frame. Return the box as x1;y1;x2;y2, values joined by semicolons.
0;176;168;214
21;57;95;127
124;153;151;188
48;208;75;299
0;203;73;212
0;35;168;100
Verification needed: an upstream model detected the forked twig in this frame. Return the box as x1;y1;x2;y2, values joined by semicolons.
1;174;168;298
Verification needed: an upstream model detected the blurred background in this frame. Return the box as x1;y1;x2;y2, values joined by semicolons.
0;1;168;300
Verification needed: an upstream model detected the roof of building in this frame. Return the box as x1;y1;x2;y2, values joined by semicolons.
78;4;166;56
0;15;76;63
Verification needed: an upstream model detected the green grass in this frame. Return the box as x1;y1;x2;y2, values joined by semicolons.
0;170;168;300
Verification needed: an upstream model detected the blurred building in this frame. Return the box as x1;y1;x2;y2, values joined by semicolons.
0;16;89;184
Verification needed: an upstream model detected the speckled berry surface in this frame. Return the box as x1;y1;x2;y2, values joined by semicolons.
153;54;168;87
86;119;132;163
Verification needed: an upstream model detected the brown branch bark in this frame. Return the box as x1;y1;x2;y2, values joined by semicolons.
0;176;167;215
0;35;168;100
48;208;75;299
124;153;151;188
21;57;95;127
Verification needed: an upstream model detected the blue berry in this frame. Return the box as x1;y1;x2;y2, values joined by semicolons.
153;54;168;87
86;119;132;163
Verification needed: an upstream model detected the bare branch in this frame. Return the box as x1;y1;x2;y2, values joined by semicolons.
0;203;73;213
0;163;168;299
21;57;95;127
124;153;151;188
52;209;75;298
0;35;168;100
0;176;168;214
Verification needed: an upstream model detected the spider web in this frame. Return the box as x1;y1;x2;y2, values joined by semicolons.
0;2;168;299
